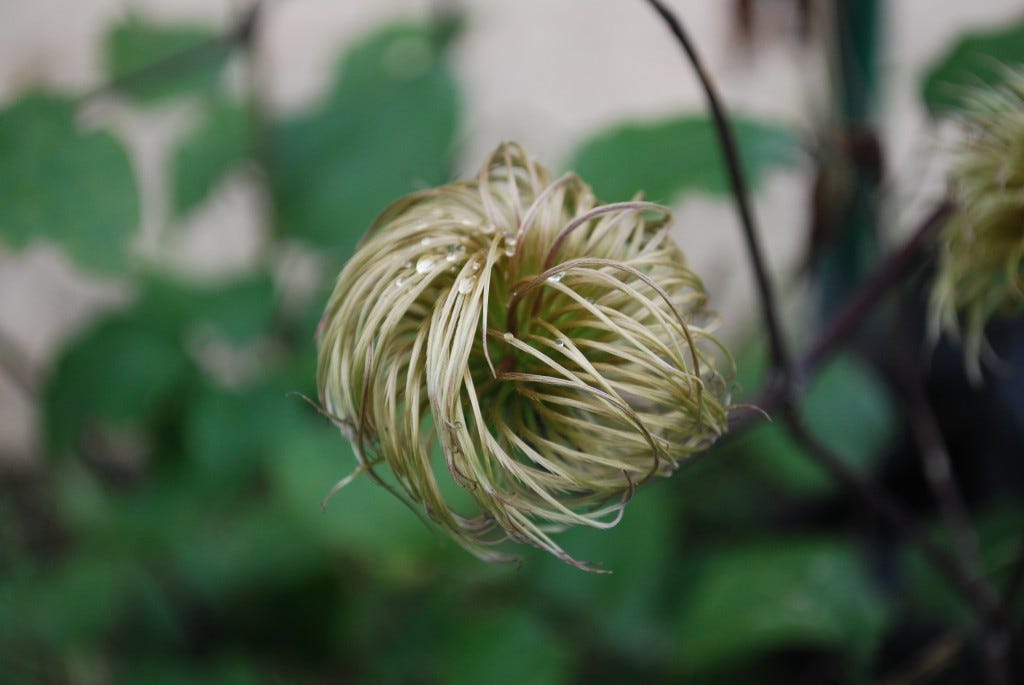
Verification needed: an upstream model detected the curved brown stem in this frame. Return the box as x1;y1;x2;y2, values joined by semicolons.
644;0;792;382
797;201;954;381
779;403;1003;624
730;200;953;432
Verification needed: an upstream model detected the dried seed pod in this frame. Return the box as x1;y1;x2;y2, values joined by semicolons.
316;142;732;568
931;70;1024;380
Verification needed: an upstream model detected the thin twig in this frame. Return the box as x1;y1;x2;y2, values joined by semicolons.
904;383;985;586
899;369;1010;685
729;200;953;432
644;0;792;380
876;631;964;685
798;201;954;381
779;404;1003;622
1000;541;1024;672
82;4;262;102
644;0;1001;638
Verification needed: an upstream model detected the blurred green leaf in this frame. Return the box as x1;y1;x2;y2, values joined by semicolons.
439;609;572;685
0;93;139;272
138;272;277;344
527;480;677;662
267;415;438;577
106;16;229;103
672;539;887;674
802;354;896;467
86;475;206;557
173;505;329;603
675;448;776;532
44;317;193;451
43;271;274;451
121;658;269;685
183;382;306;490
902;506;1024;624
172;100;250;215
355;590;461;685
922;17;1024;117
270;22;460;254
569;116;796;203
726;352;897;495
2;556;122;650
117;565;184;650
53;461;112;534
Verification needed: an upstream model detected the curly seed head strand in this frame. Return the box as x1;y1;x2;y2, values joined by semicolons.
931;69;1024;380
316;142;732;569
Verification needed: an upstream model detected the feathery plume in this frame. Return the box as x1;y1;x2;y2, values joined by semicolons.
931;69;1024;380
317;143;732;568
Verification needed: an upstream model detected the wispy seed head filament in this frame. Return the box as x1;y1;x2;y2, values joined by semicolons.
931;69;1024;380
316;142;732;569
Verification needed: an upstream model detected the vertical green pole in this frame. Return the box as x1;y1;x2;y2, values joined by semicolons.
818;0;883;313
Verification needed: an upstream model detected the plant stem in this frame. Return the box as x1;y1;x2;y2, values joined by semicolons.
1001;542;1024;672
82;4;262;102
644;0;1005;654
798;201;953;381
644;0;792;381
779;403;1003;622
905;383;985;586
896;361;1010;684
729;200;953;432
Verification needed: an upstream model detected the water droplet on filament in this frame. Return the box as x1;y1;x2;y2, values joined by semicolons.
416;256;436;274
445;244;465;262
457;276;475;294
502;232;517;257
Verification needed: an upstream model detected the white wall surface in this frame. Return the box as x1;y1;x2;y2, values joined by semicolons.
1;0;1021;460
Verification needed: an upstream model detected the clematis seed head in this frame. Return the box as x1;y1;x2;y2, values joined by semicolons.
316;142;732;569
930;69;1024;380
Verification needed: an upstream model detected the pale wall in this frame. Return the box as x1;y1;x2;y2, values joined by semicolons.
1;0;1020;460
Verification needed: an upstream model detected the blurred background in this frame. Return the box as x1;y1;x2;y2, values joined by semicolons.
1;1;1023;683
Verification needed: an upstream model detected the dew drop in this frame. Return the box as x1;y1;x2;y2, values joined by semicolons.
481;222;497;234
470;260;481;272
503;332;514;342
445;244;466;262
416;256;436;274
403;260;414;269
546;273;564;283
420;237;434;247
395;275;408;288
554;338;566;347
457;276;475;294
502;232;518;257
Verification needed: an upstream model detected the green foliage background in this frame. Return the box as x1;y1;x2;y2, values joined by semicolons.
1;9;1023;685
